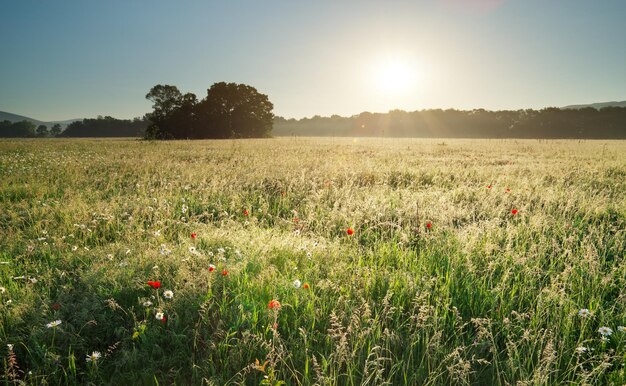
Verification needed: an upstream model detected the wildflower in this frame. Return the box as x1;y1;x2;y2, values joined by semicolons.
147;281;161;289
268;300;281;310
181;204;188;214
598;326;613;336
7;344;13;351
217;247;225;254
303;283;310;289
511;209;518;215
601;336;610;343
71;246;78;251
163;290;174;299
209;264;216;272
30;277;38;284
346;227;354;236
191;232;197;239
487;185;492;189
578;309;592;318
293;279;302;289
85;351;101;363
243;209;249;216
505;188;511;192
143;300;153;307
222;269;228;276
618;326;625;332
0;286;5;294
51;303;61;311
155;312;164;321
426;222;432;229
189;246;197;254
161;316;167;324
293;217;299;223
575;346;588;354
46;319;62;328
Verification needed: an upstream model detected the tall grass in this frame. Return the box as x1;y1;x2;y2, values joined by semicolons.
1;137;624;385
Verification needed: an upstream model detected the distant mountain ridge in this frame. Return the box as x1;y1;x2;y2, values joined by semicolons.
562;101;626;109
0;111;81;129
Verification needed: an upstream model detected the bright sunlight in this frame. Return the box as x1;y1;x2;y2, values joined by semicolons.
374;56;420;94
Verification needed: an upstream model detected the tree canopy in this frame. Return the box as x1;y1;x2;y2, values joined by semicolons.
145;82;274;139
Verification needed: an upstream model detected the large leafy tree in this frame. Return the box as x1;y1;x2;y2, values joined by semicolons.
144;82;273;139
50;123;62;137
36;125;48;137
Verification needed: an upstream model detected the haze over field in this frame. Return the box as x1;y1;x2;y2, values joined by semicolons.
1;0;625;121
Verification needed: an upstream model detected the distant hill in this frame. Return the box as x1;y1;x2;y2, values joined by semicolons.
562;101;626;110
0;111;81;129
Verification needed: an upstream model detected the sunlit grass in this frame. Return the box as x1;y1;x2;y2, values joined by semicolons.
1;137;625;384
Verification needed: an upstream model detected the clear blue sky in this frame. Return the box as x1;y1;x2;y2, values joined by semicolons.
1;0;625;121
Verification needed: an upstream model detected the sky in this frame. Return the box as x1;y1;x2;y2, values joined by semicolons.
1;0;625;121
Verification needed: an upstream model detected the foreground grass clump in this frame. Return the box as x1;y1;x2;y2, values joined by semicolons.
0;137;625;385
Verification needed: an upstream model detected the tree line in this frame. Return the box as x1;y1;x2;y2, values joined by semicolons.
274;107;626;139
0;120;63;138
3;102;625;139
59;116;148;137
0;117;147;138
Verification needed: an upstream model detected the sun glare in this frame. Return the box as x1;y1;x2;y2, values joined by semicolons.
375;58;419;93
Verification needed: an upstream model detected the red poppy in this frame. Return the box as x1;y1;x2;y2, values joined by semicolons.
487;185;492;189
51;303;61;311
209;264;216;272
346;227;354;235
191;232;197;239
303;283;310;289
293;217;299;223
243;209;249;216
161;316;167;324
426;222;432;229
511;209;518;215
222;269;228;276
505;188;511;193
147;281;161;289
268;300;281;310
280;191;286;197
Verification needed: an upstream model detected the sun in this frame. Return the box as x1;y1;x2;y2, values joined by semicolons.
374;58;418;93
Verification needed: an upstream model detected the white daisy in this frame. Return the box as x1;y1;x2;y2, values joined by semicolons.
0;286;6;294
293;279;302;289
46;319;62;328
143;300;153;307
598;326;613;336
578;309;592;318
618;326;625;332
85;351;101;363
155;312;164;321
163;290;174;299
575;346;588;354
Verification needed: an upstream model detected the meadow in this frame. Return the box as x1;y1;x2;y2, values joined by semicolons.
1;137;625;385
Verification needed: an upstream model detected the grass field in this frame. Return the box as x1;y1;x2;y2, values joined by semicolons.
1;137;625;385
